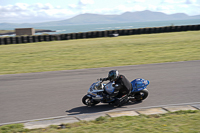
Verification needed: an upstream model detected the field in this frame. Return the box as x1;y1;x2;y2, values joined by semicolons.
0;30;200;75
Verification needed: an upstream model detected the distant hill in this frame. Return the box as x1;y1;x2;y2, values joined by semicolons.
1;10;200;29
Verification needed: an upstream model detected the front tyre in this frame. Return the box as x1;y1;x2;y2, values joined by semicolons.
82;95;99;106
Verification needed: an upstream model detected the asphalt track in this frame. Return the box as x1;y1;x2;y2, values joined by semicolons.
0;60;200;124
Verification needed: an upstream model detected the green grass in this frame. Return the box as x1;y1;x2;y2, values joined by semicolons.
1;110;200;133
0;30;14;34
0;31;200;75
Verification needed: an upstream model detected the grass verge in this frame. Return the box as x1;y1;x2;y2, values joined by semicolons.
0;110;200;133
0;31;200;75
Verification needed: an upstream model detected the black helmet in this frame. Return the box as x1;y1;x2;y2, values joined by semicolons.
108;70;119;81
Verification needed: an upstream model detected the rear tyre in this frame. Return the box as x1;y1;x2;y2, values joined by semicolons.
82;95;99;106
135;89;149;102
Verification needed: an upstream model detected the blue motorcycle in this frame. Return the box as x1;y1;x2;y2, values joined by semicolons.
82;78;149;106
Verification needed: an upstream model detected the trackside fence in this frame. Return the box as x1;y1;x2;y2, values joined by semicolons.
0;24;200;45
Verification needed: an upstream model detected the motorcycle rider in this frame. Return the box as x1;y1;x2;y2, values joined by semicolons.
101;70;132;106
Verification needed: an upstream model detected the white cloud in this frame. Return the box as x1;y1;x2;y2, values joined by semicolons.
126;0;132;4
133;5;147;11
0;3;76;23
68;4;78;9
126;0;146;3
157;1;200;15
69;0;94;10
0;0;200;23
186;0;198;4
162;0;185;4
90;4;146;15
79;0;94;5
134;0;146;2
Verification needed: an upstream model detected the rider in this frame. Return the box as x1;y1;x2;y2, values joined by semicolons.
101;70;132;100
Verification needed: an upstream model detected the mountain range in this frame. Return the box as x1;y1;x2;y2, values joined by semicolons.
1;10;200;29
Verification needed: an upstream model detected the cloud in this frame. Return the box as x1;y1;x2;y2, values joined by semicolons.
69;0;94;10
0;3;76;23
157;0;200;15
79;0;94;5
185;0;192;4
90;4;146;15
126;0;146;3
0;0;200;23
161;0;186;4
30;3;55;10
0;3;27;13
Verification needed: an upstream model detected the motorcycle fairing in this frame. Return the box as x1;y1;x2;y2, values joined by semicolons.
104;82;115;95
131;78;149;92
87;81;104;98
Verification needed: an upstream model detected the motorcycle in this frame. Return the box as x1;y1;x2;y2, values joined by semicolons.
82;78;149;107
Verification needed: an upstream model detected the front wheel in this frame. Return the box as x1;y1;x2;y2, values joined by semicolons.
82;95;100;106
134;89;149;102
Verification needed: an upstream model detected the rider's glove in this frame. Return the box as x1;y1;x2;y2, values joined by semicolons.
100;78;108;82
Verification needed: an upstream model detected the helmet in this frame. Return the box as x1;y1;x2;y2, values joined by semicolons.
108;70;119;81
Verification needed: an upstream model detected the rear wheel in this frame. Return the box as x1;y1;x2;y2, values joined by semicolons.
134;89;149;102
82;95;100;106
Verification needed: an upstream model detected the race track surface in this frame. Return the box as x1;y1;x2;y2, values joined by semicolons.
0;60;200;124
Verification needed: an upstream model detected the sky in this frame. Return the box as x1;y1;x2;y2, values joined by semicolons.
0;0;200;23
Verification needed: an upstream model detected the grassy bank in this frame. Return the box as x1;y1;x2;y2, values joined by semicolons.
0;31;200;75
0;30;14;34
0;110;200;133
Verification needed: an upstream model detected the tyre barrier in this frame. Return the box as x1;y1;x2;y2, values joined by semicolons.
16;37;22;44
43;35;49;41
10;37;16;44
27;36;33;43
0;24;200;45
